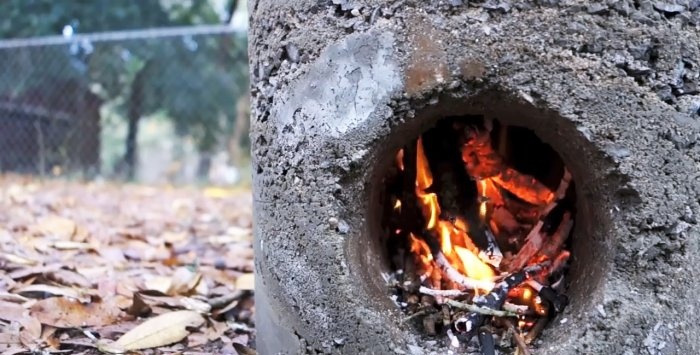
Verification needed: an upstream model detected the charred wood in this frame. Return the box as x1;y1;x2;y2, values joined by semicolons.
478;327;496;355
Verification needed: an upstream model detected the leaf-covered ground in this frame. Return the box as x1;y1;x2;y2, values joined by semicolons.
0;175;255;354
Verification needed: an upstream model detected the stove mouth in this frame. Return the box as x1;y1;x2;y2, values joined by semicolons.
353;92;612;351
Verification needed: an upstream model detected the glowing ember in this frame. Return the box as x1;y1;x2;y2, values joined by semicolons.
385;118;574;353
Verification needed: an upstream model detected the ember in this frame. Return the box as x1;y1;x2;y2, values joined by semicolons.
384;117;575;354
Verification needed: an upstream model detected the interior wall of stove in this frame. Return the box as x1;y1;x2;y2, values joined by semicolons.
356;90;616;342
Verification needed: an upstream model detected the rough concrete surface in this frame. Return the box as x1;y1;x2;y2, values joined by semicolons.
249;1;700;354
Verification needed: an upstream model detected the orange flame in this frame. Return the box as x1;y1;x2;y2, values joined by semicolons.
412;137;495;291
409;233;433;266
454;245;495;282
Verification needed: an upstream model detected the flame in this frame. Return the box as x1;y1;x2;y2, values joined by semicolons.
412;137;495;291
415;138;433;190
415;138;440;229
409;233;433;266
395;124;572;331
454;245;495;282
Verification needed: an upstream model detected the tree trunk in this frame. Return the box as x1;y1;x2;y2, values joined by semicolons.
123;62;149;180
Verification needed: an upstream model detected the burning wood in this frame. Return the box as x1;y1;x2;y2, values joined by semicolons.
385;118;575;354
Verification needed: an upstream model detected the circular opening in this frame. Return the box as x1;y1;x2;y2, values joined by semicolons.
352;93;612;352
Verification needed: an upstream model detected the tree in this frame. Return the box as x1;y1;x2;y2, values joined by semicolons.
0;0;248;179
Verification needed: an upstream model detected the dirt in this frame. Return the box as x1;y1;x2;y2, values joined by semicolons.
249;1;700;354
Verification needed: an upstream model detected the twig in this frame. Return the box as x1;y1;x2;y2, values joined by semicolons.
401;309;429;324
418;286;466;298
539;213;574;260
502;302;532;315
507;321;532;355
433;251;496;291
504;221;544;272
524;317;549;345
446;299;518;318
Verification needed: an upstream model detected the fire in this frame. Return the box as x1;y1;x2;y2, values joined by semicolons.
390;120;574;344
454;245;495;282
412;138;495;292
462;127;554;206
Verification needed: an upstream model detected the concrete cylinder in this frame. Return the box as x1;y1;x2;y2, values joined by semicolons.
249;1;700;354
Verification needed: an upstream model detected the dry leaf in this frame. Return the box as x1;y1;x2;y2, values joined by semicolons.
126;293;151;317
143;276;172;294
0;333;21;346
15;284;91;303
0;252;38;266
168;267;202;296
179;297;211;314
18;315;42;348
235;274;254;291
46;269;93;288
34;216;77;240
30;297;122;328
51;241;91;250
232;342;257;355
0;301;26;322
113;310;205;351
7;264;61;280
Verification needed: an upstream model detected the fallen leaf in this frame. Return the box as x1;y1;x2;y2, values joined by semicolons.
0;252;38;266
34;216;76;240
46;269;93;288
18;315;42;348
0;333;21;346
232;342;257;355
0;301;26;322
168;267;202;296
203;187;235;199
41;325;60;349
143;276;171;294
179;297;211;314
15;284;91;303
30;297;122;328
235;274;254;291
0;292;29;304
113;310;205;351
51;241;92;250
7;264;62;280
126;293;151;317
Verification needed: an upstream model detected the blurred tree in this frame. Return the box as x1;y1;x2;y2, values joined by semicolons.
0;0;248;179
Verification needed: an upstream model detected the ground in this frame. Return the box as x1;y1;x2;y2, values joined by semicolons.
0;175;255;354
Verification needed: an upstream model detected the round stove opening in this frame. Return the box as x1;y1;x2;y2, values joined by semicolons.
380;115;575;353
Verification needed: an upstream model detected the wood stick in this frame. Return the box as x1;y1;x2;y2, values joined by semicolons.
478;327;496;355
524;317;549;345
504;221;544;272
507;321;532;355
401;309;429;323
433;250;496;291
539;213;573;260
418;286;466;298
446;299;518;318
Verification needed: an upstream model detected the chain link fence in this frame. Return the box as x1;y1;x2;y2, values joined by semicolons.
0;25;250;185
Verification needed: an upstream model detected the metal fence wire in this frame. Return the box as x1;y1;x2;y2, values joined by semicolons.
0;25;250;184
